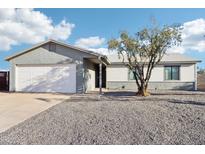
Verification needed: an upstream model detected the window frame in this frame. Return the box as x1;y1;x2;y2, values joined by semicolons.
128;69;135;80
164;65;180;81
128;69;139;81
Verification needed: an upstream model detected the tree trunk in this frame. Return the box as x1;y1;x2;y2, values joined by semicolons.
136;82;150;96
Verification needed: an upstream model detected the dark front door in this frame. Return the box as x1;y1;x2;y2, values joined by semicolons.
95;65;106;88
0;72;9;91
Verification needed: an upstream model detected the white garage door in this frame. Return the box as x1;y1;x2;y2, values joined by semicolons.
16;64;76;93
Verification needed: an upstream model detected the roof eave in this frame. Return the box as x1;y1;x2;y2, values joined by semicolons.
109;60;201;65
5;40;51;61
49;39;105;58
5;39;106;61
101;56;111;65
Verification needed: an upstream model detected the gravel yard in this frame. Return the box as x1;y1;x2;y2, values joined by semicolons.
0;90;205;145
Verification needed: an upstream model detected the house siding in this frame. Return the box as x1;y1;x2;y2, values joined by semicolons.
9;43;97;93
180;64;195;82
107;81;195;90
107;63;196;90
84;59;96;91
106;65;128;81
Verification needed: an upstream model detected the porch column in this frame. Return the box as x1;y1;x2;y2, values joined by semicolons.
99;62;102;94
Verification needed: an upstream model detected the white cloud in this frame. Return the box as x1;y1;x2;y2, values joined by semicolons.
75;36;105;48
0;8;75;51
75;36;111;55
50;20;74;40
168;18;205;54
167;46;185;54
88;48;109;55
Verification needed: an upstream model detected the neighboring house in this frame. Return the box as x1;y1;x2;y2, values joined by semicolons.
0;70;9;91
5;39;201;93
107;54;201;91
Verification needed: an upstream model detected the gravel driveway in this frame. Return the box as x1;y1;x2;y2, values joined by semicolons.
0;90;205;145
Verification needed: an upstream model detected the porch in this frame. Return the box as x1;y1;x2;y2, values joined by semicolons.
83;56;109;94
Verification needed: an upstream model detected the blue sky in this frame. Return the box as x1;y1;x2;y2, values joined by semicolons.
0;8;205;70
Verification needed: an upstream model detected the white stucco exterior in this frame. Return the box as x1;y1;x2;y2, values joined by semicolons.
86;68;96;91
180;64;195;82
107;65;128;81
146;66;164;82
84;59;96;91
107;64;196;82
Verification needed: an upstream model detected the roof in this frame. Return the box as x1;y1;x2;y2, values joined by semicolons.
107;53;201;64
5;39;108;62
0;69;9;72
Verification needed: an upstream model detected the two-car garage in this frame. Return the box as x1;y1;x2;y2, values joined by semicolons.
15;64;76;93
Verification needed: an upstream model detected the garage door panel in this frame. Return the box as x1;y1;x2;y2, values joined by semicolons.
16;64;76;93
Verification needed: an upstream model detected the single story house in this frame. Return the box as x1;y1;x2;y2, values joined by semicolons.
107;54;201;91
5;39;201;93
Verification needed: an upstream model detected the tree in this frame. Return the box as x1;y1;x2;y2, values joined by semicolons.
108;25;182;96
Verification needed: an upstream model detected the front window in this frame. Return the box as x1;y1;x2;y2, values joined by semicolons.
128;70;135;80
128;69;139;80
164;66;180;80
